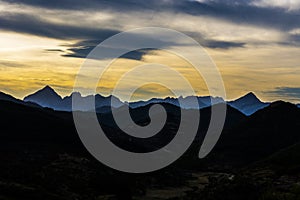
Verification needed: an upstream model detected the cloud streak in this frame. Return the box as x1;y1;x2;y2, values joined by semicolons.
265;87;300;101
61;36;246;59
0;12;120;40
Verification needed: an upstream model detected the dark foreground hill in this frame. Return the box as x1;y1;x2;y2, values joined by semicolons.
204;101;300;167
0;99;300;199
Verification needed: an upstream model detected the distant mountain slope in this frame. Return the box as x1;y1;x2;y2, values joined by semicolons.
0;99;77;143
206;101;300;166
23;86;124;111
1;91;300;200
9;86;299;116
0;91;19;102
228;92;269;116
261;142;300;170
24;85;62;109
97;102;246;153
0;96;247;158
0;91;40;108
61;92;124;111
129;96;224;109
24;86;225;112
2;96;300;170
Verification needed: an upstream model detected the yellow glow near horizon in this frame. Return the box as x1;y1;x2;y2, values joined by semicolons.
96;50;209;101
1;31;300;103
0;31;81;98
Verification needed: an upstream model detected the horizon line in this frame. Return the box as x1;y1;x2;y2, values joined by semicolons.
2;85;298;104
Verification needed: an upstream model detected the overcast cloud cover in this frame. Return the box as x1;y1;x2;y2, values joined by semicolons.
1;0;300;54
1;0;300;101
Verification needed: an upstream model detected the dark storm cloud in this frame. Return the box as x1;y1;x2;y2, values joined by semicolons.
64;49;152;61
177;1;300;31
1;0;299;59
202;40;245;49
61;37;245;59
1;0;159;11
2;0;300;31
184;31;246;49
62;39;154;61
60;34;185;60
0;13;119;40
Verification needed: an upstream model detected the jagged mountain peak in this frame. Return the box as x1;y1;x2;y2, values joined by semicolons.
237;92;260;102
27;85;61;98
228;92;268;116
18;86;296;116
24;86;62;108
244;92;256;97
43;85;53;90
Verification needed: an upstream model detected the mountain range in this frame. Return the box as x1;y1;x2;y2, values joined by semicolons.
0;91;40;108
6;85;280;116
227;92;269;115
2;91;299;163
0;88;300;199
23;86;124;112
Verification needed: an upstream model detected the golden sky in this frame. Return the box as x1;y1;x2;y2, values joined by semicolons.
0;0;300;102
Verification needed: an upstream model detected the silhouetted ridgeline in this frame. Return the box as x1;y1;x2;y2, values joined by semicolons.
0;89;300;199
21;85;270;115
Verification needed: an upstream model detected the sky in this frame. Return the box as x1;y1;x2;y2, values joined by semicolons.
0;0;300;102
